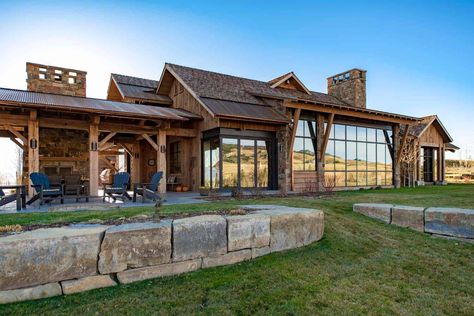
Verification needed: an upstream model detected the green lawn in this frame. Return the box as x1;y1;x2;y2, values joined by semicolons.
1;185;473;315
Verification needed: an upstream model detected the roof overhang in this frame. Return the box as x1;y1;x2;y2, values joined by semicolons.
284;100;420;125
269;72;311;95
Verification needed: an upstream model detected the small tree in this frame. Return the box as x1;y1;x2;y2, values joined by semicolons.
400;137;419;187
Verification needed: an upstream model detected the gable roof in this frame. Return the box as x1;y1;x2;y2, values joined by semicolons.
268;72;311;94
400;115;453;142
0;87;198;121
110;73;172;104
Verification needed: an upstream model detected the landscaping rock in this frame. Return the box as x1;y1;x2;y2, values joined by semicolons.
117;259;202;284
173;215;227;262
391;205;425;232
251;246;271;258
202;249;252;268
0;226;107;291
425;207;474;238
61;275;117;295
227;214;270;251
353;203;392;223
253;207;324;252
0;283;62;304
98;221;172;274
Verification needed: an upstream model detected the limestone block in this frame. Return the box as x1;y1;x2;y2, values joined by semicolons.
227;214;270;251
117;259;202;284
173;215;227;262
202;249;252;268
98;221;172;274
391;205;425;232
253;207;324;252
251;246;271;258
425;207;474;238
0;226;107;291
0;283;62;304
61;275;117;295
353;203;392;223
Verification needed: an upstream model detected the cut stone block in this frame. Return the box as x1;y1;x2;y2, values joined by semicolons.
117;259;202;284
227;214;270;251
173;215;227;262
61;275;117;295
425;207;474;239
0;225;107;291
353;203;392;223
253;207;324;252
98;221;172;274
251;246;271;258
202;249;252;268
0;283;62;304
391;205;425;232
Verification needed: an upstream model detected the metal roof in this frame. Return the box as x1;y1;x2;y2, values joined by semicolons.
111;74;172;104
200;97;288;123
0;87;196;121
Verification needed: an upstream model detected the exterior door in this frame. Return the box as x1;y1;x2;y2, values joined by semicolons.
423;148;434;182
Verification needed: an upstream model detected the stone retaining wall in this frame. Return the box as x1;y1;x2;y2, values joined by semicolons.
0;205;324;304
353;203;473;240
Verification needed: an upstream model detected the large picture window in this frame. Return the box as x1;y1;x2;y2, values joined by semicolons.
202;131;274;189
293;120;316;171
324;123;393;187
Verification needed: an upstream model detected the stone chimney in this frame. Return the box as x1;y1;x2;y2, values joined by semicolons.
26;62;87;97
327;68;366;108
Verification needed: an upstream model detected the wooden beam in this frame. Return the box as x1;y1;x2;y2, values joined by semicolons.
27;111;39;198
320;113;335;161
285;101;418;125
396;124;409;165
100;157;118;172
4;125;27;144
10;137;24;150
165;127;198;138
288;108;301;159
119;143;133;156
98;132;117;150
157;129;166;194
100;122;156;134
0;113;28;126
89;116;100;196
142;133;159;151
383;130;394;161
40;118;89;131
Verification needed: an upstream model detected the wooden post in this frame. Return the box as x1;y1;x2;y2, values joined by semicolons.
157;129;167;194
393;124;401;188
89;116;100;196
130;141;141;185
438;144;444;182
316;113;326;192
27;110;39;198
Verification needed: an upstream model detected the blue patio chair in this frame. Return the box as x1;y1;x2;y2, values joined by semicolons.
133;171;163;203
103;172;131;202
27;172;64;205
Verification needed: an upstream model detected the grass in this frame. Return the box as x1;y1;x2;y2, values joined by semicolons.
0;185;473;315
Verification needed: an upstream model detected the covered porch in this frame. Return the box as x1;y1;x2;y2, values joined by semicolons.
0;88;200;209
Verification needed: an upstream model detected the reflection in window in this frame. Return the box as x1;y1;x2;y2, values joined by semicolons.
325;123;393;187
222;138;238;188
240;139;255;188
256;141;269;188
293;120;317;171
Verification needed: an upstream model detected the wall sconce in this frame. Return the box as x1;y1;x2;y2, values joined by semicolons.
134;153;140;159
29;138;38;149
160;145;166;153
278;143;283;153
90;141;98;151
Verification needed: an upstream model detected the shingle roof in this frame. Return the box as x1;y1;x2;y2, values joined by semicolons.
400;115;453;142
111;73;172;104
166;63;347;107
0;87;197;121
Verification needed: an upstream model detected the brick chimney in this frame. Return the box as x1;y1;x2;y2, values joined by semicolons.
26;62;87;97
327;69;366;108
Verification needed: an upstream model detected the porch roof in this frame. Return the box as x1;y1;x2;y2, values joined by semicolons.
0;87;197;121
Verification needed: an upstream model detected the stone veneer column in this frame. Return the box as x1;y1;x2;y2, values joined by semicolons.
393;124;401;188
276;125;291;193
316;113;325;192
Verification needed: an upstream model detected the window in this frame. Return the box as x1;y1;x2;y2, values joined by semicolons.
169;141;182;174
293;120;316;171
325;123;393;187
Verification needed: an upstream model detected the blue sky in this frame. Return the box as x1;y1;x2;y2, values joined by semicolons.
0;0;473;179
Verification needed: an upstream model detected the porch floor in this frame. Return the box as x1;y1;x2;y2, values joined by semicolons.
0;191;208;214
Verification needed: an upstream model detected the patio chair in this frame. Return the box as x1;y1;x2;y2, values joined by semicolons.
133;171;163;203
103;172;131;202
27;172;64;206
65;175;89;202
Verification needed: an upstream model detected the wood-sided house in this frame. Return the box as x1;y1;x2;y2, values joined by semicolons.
0;62;458;197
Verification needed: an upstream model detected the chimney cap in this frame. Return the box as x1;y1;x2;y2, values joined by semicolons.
26;62;87;75
326;68;366;80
